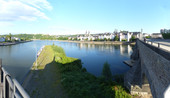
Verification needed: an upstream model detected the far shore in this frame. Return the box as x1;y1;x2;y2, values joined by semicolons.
56;40;136;45
0;40;32;46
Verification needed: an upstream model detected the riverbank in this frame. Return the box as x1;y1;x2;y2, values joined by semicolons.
23;45;132;97
56;40;136;45
23;45;68;98
0;40;32;46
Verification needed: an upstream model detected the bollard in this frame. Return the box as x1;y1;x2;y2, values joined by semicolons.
158;43;160;48
151;42;153;45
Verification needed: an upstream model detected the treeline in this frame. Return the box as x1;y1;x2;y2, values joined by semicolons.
57;36;69;40
12;34;57;40
162;33;170;39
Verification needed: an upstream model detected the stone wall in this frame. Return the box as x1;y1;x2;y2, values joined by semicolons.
137;40;170;98
124;39;170;98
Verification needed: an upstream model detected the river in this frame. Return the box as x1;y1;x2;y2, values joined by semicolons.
0;40;133;83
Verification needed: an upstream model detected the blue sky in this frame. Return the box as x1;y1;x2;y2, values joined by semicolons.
0;0;170;35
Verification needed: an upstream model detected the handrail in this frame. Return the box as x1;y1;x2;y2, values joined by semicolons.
0;65;30;98
13;79;30;98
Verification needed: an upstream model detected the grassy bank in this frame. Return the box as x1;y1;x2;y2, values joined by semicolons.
24;45;131;98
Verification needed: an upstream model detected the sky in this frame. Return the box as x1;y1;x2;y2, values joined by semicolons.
0;0;170;35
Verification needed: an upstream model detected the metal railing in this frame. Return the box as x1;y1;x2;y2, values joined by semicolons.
0;59;30;98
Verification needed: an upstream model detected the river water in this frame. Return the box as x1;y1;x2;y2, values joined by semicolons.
0;40;133;83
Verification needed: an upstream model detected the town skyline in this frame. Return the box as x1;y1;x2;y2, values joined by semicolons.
0;0;170;35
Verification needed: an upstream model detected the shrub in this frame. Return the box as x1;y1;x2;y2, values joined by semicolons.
102;62;112;81
121;39;127;42
114;35;119;41
130;36;136;42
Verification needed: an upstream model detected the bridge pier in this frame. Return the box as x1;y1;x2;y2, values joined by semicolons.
124;40;153;98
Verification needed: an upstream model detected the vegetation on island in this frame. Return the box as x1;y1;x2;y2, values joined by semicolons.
29;45;131;98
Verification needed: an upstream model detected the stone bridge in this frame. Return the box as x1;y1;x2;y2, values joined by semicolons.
124;39;170;98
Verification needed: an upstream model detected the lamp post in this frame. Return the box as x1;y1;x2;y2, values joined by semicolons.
35;47;38;70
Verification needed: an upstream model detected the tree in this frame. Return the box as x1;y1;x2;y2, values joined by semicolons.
9;33;12;41
145;36;151;39
74;38;77;40
90;38;92;41
108;38;111;41
130;35;136;42
114;29;118;33
114;35;119;41
102;62;112;81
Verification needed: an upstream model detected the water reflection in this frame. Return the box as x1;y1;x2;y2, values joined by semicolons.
120;45;133;57
75;43;133;57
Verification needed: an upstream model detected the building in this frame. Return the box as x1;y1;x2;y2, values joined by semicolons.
77;32;115;41
143;33;150;37
132;32;141;39
151;33;163;39
119;32;133;42
77;30;143;42
0;37;5;42
11;37;21;41
98;33;114;40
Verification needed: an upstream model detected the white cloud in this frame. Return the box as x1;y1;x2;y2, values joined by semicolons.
20;0;53;10
0;0;52;21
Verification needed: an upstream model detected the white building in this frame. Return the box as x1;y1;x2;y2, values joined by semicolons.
11;37;21;41
143;33;150;37
0;37;5;42
151;33;163;39
97;33;115;40
119;32;133;42
77;32;115;41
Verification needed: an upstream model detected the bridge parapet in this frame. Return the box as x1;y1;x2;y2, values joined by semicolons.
124;39;170;98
